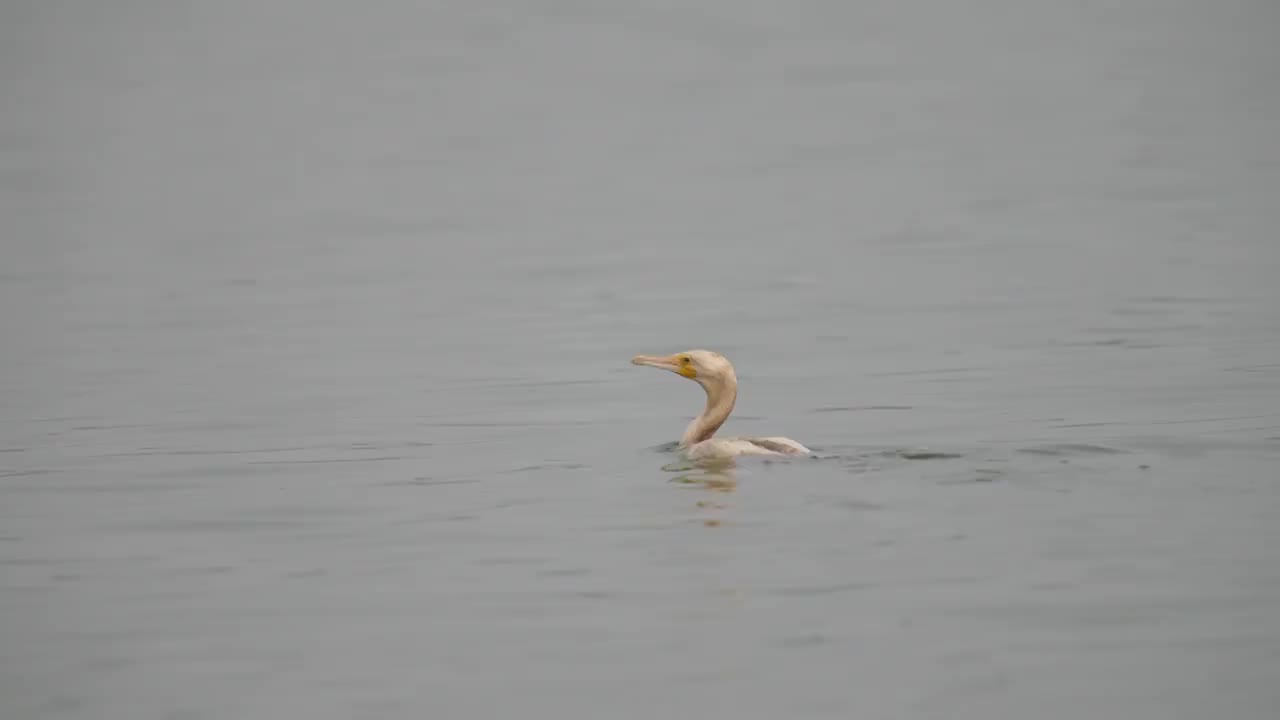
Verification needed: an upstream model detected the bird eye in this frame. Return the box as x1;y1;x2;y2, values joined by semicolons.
681;356;691;364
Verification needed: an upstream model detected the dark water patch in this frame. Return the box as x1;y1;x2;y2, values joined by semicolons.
894;449;965;461
247;455;405;465
537;568;592;578
24;415;106;425
1018;443;1127;456
246;504;367;520
380;476;481;487
1138;295;1239;305
1224;364;1280;373
812;405;913;413
484;497;545;511
840;460;877;476
4;480;205;495
1149;414;1277;427
61;422;157;432
475;556;547;567
917;374;995;385
1057;338;1170;348
102;445;325;458
160;565;236;578
505;462;589;473
937;470;1004;485
833;499;885;512
0;556;79;568
1082;323;1204;335
769;581;877;598
131;518;312;533
1111;307;1178;317
349;440;435;450
418;420;597;428
0;469;49;479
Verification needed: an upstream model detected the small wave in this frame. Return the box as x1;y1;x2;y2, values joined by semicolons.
1017;443;1127;456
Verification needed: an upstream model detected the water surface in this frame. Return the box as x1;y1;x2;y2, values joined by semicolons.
3;1;1279;718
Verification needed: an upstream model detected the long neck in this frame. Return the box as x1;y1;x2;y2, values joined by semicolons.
681;375;737;446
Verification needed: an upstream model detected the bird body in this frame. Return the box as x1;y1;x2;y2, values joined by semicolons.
631;349;810;459
684;436;811;460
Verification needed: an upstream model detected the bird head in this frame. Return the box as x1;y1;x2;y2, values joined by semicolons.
631;349;735;388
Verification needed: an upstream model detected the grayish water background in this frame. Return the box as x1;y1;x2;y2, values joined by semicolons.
3;1;1279;717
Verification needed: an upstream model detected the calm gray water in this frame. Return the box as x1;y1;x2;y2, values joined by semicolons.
3;1;1280;718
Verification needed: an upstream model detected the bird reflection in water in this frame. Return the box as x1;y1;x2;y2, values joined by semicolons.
663;455;738;492
662;457;738;526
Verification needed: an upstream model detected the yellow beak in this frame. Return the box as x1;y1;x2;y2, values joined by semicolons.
631;354;697;378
